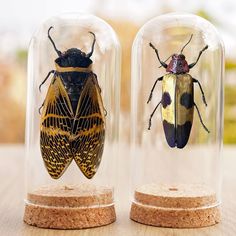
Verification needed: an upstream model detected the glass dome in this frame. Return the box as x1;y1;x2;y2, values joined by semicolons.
24;13;120;229
130;13;224;228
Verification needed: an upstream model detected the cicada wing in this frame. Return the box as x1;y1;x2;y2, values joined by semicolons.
72;74;105;179
40;75;74;179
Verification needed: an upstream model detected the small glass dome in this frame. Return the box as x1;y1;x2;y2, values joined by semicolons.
24;13;120;229
130;13;224;228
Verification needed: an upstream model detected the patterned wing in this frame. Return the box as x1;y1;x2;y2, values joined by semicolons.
40;74;74;179
72;74;105;179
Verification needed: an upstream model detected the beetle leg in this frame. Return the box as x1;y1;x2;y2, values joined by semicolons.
148;100;162;130
147;76;163;103
193;78;207;106
189;45;208;69
149;43;167;68
39;70;55;92
194;102;210;133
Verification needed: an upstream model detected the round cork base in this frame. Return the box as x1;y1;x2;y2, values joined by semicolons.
130;184;220;228
24;184;116;229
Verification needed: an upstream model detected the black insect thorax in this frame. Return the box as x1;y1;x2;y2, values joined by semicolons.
59;71;91;115
54;47;94;115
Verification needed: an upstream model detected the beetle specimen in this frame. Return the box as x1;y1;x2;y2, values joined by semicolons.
147;35;209;148
39;27;105;179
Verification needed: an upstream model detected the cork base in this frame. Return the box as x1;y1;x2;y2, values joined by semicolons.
24;184;116;229
130;183;220;228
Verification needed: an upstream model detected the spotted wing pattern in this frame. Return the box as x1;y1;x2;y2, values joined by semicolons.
162;74;176;147
72;75;105;179
161;74;193;149
40;75;73;179
175;74;194;148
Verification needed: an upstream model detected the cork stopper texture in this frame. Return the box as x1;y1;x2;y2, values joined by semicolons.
130;183;220;228
24;184;116;229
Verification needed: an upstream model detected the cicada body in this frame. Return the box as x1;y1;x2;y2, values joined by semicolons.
40;27;105;179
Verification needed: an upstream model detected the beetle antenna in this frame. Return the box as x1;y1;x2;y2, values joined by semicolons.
86;32;96;58
180;34;193;54
158;55;172;68
48;26;62;56
149;42;167;68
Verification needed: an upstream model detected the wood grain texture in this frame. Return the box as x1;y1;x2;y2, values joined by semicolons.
0;145;236;236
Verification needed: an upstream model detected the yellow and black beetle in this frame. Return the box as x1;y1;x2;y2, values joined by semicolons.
147;35;209;149
39;27;105;179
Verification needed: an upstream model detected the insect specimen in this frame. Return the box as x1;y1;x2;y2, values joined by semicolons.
39;27;105;178
148;35;209;148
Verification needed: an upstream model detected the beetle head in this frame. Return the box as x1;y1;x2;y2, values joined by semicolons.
166;53;189;74
165;34;193;74
48;27;96;68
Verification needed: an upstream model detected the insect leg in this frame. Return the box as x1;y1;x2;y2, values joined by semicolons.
48;27;62;56
147;76;163;103
39;70;55;92
194;102;210;133
193;78;207;106
38;101;44;114
148;100;162;130
149;43;167;68
189;45;208;69
86;32;96;58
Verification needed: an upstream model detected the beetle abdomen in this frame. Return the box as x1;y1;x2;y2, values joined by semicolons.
162;74;193;148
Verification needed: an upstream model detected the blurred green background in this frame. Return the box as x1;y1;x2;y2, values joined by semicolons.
0;0;235;144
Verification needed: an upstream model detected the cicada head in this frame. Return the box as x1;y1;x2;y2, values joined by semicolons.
166;34;194;74
48;27;96;68
55;48;93;68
